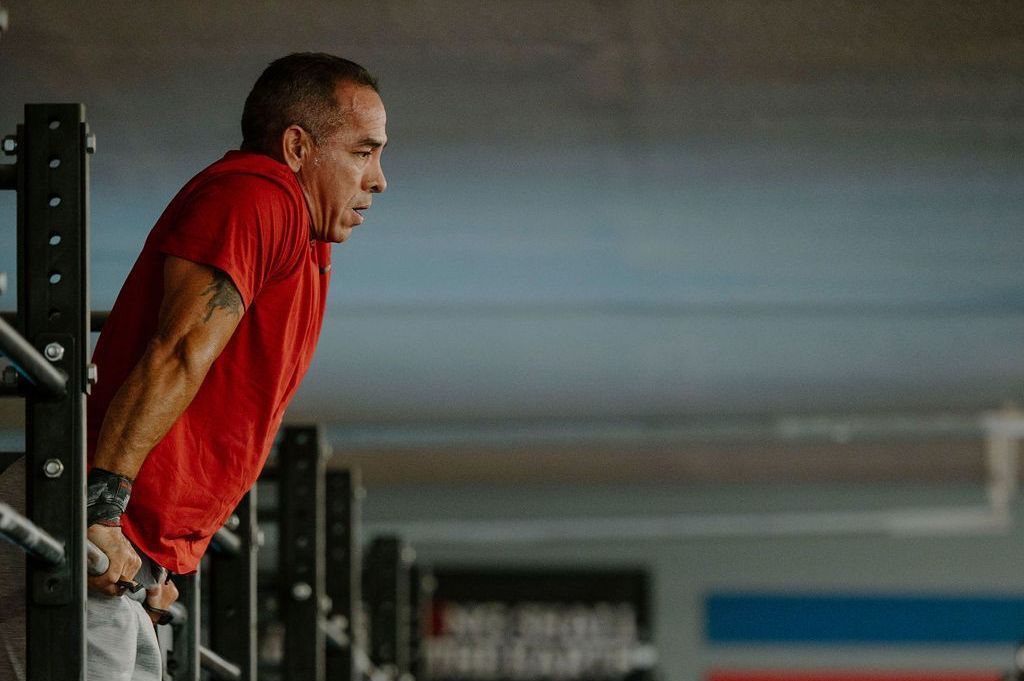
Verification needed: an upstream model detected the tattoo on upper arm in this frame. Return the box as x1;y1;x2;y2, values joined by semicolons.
199;270;243;323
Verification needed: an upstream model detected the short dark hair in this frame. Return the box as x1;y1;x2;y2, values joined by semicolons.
241;52;379;157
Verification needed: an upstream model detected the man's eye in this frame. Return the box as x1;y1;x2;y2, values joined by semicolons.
356;151;372;158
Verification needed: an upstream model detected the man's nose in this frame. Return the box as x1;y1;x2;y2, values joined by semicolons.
367;164;387;193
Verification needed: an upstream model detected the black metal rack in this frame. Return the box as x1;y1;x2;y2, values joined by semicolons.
325;468;361;681
165;507;254;681
278;424;328;681
209;494;258;681
271;425;372;681
0;103;93;681
363;535;415;679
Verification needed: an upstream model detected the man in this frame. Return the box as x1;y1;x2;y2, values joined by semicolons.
84;52;387;680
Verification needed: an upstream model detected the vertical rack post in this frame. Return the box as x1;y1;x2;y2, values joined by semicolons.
279;425;327;681
168;572;201;681
210;491;258;681
364;535;412;678
18;103;91;681
408;562;423;679
325;469;361;681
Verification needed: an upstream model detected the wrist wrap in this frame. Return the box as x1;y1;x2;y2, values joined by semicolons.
86;468;132;527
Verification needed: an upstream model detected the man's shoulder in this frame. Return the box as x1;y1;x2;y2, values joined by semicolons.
189;151;301;204
157;151;308;253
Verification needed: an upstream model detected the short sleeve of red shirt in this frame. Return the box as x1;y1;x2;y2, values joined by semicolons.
156;173;302;307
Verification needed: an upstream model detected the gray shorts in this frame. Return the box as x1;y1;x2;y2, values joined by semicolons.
86;591;162;681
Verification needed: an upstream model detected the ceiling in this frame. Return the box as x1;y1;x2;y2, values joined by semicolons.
0;1;1023;475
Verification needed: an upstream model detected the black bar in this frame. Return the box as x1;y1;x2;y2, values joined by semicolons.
325;469;361;681
210;492;257;681
167;602;186;626
121;587;186;626
84;540;164;591
0;315;68;397
322;617;347;651
0;163;14;190
364;535;412;676
409;562;424;679
200;646;242;681
85;540;107;576
279;425;327;681
0;499;64;565
210;524;243;556
20;103;90;681
169;572;201;681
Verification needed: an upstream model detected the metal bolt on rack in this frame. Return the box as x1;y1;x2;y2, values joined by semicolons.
292;582;313;602
43;342;64;362
43;459;64;479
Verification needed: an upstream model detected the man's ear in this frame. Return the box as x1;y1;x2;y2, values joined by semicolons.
281;125;311;172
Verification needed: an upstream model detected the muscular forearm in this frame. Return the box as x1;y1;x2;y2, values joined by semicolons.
92;259;244;479
87;341;210;596
92;337;212;478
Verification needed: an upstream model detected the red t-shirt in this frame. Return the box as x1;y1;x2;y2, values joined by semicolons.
87;151;331;574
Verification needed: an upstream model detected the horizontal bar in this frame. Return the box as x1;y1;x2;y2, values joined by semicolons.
0;509;178;619
322;617;348;650
123;586;187;626
86;540;107;575
168;602;187;625
0;500;65;565
0;520;187;624
0;164;13;191
0;315;67;398
209;526;242;557
87;540;163;590
200;646;241;681
0;310;108;332
123;586;186;622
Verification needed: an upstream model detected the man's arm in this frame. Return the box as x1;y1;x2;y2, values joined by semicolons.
93;255;244;475
88;255;244;594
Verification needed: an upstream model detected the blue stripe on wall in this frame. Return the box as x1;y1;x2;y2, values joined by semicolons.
706;593;1024;644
